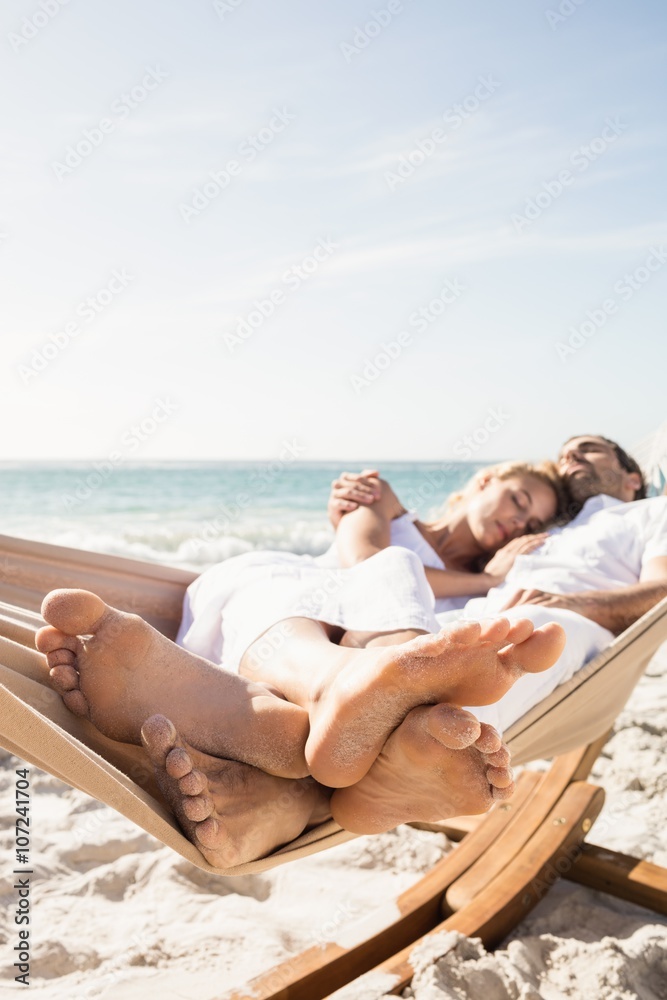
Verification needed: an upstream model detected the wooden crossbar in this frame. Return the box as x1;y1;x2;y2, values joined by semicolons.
565;842;667;915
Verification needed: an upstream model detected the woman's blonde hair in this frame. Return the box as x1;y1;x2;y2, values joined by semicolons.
446;460;569;526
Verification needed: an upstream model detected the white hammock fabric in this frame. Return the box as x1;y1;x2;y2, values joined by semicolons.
633;420;667;495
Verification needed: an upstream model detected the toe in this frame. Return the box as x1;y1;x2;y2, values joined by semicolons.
165;747;193;780
62;689;89;717
426;704;482;749
194;815;221;848
140;715;178;763
41;589;109;636
46;649;76;668
474;723;502;754
503;617;535;646
483;744;511;768
492;783;515;801
35;626;80;654
477;617;512;644
179;769;207;796
49;664;79;693
487;765;514;789
411;621;482;655
499;622;566;675
183;794;213;822
443;620;482;646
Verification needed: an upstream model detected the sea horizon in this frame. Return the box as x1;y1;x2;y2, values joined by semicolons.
0;460;486;570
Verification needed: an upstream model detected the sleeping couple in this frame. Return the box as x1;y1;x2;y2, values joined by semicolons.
36;434;667;868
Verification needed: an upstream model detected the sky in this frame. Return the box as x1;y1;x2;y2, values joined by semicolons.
1;0;666;464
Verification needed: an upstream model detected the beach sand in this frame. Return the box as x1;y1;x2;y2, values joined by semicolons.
1;644;665;999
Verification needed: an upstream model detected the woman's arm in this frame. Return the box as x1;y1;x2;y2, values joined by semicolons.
425;532;550;599
424;567;496;598
327;469;381;528
335;478;406;567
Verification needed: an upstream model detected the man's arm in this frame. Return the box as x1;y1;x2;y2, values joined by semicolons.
424;566;496;598
502;556;667;635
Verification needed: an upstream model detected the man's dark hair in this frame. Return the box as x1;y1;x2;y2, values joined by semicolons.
561;435;647;500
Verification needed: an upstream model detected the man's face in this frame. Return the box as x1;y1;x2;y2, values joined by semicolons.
558;436;639;503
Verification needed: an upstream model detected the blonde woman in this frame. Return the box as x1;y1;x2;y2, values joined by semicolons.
330;461;568;614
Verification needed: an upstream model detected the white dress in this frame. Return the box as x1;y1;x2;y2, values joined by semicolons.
387;513;470;616
177;513;448;671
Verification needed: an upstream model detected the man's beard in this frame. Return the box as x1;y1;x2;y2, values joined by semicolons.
567;470;600;502
567;466;622;502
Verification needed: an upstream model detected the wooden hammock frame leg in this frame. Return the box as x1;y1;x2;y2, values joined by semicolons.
235;732;667;1000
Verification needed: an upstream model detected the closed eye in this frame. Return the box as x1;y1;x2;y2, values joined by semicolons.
581;443;605;453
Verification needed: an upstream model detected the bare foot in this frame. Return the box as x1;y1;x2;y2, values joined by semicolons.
36;589;309;779
331;704;514;834
140;715;330;868
306;616;565;787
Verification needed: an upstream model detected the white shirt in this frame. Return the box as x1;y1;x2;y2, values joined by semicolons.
389;512;444;569
472;494;667;616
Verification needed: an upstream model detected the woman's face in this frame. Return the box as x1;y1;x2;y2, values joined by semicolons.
466;473;557;554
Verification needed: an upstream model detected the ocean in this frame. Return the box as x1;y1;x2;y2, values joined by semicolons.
0;461;485;569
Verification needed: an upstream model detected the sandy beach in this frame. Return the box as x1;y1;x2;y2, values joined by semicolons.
3;0;666;992
1;643;665;1000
